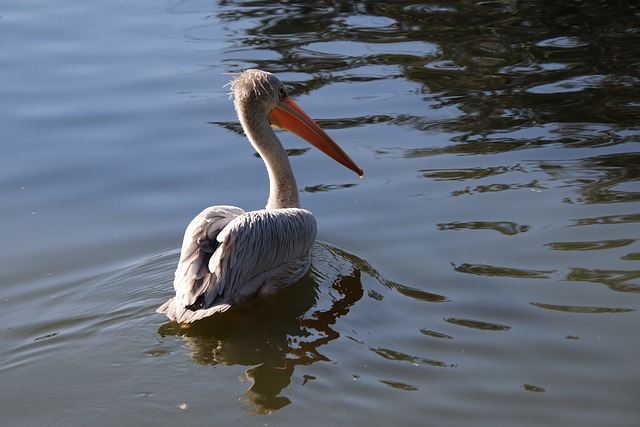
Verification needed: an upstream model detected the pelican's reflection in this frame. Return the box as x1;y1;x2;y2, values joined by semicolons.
157;242;364;413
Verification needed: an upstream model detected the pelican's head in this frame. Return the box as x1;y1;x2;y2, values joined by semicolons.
229;69;363;178
230;69;284;109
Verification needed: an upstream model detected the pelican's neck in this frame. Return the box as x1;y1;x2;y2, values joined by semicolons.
238;105;300;210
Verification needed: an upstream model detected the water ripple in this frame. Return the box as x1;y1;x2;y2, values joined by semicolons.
531;302;634;314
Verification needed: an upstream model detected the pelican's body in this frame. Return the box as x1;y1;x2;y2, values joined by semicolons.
157;70;362;323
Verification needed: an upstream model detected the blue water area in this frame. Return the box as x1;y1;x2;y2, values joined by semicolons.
1;1;639;426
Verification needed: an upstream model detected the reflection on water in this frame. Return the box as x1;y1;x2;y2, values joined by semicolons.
530;302;634;314
158;243;363;413
444;317;511;331
453;262;555;279
537;152;640;204
214;0;639;127
156;241;453;413
545;238;635;251
438;220;530;236
454;261;640;295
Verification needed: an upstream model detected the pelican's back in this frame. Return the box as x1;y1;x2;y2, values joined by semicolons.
157;207;317;323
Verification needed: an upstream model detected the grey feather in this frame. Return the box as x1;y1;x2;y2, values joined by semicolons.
157;207;317;323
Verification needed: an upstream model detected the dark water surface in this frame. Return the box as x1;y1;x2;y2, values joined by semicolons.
1;0;639;426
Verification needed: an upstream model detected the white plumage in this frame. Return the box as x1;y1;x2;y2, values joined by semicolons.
157;70;362;323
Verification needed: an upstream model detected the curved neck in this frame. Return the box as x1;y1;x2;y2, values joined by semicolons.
237;105;300;209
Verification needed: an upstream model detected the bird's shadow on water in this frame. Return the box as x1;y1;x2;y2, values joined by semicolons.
156;242;446;414
157;242;365;413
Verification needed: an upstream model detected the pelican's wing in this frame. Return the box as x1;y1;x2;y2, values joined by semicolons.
209;208;317;300
157;207;317;323
157;205;244;317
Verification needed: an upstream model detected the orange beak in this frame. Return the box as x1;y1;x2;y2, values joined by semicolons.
267;97;363;177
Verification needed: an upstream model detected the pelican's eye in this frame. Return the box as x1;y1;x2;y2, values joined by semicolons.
278;86;287;100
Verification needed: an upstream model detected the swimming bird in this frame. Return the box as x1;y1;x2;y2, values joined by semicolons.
157;69;363;323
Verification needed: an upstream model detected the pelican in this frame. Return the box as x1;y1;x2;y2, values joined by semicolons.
157;69;363;323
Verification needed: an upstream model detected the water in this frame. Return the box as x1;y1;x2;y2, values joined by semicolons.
1;0;639;425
